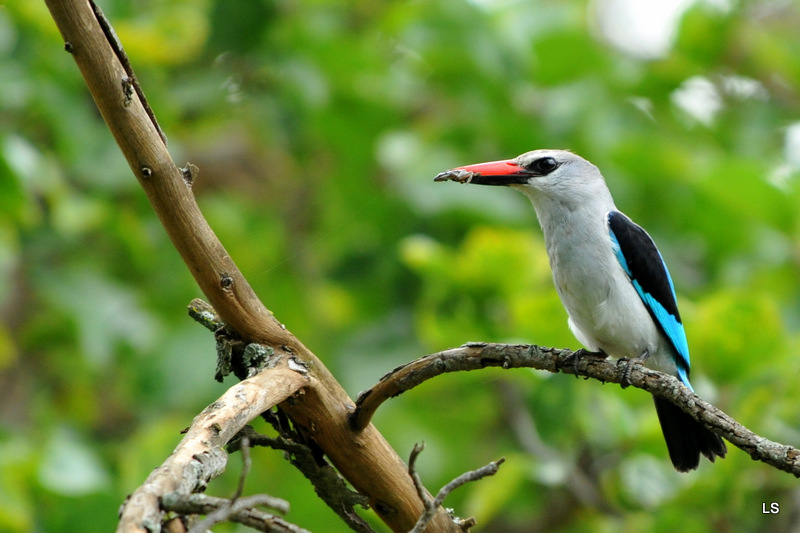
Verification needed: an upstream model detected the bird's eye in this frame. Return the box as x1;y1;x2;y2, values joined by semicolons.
530;157;559;174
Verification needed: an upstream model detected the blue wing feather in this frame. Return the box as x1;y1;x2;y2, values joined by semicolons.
607;211;692;388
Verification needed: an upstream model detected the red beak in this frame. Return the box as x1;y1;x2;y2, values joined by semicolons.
433;159;534;185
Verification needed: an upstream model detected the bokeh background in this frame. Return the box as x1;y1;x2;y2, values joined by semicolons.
2;0;800;531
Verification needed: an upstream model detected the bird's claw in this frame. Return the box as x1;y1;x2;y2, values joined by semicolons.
617;350;650;388
617;357;634;388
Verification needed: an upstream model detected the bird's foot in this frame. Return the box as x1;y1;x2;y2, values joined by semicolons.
617;350;650;388
571;348;607;378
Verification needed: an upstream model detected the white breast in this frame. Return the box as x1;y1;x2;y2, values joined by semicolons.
535;201;668;365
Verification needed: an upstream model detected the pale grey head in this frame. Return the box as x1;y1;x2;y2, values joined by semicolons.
434;149;613;210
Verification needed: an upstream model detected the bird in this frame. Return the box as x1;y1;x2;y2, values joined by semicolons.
434;149;727;472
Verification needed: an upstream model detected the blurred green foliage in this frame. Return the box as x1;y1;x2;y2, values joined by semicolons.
2;0;800;531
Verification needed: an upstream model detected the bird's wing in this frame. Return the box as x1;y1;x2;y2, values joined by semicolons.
606;211;691;385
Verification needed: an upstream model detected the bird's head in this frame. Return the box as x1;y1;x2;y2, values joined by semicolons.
434;149;609;207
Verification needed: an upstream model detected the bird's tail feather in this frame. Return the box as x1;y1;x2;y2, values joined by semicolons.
653;396;727;472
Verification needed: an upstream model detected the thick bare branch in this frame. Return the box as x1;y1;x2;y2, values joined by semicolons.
44;1;461;531
354;343;800;478
118;360;308;532
46;0;290;345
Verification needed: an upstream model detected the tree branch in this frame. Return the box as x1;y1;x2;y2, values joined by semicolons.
407;443;504;533
233;426;375;533
163;436;299;533
43;1;460;531
353;342;800;478
117;358;309;532
161;493;306;533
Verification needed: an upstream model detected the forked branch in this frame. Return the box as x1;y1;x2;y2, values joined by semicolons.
407;443;505;533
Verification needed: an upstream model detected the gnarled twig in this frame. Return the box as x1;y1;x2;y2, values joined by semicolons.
407;443;504;533
161;493;304;533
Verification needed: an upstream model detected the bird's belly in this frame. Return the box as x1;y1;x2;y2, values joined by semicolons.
556;270;661;359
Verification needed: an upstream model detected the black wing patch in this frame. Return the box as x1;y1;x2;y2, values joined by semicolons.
607;211;691;378
607;211;680;319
